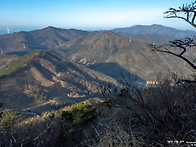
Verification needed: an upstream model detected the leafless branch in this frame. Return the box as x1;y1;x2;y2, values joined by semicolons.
11;131;16;143
164;1;196;27
175;79;196;85
150;36;196;85
33;123;51;141
150;37;196;70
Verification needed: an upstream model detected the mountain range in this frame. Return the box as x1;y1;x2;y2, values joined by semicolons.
0;24;195;114
0;26;98;55
56;30;193;80
0;24;194;81
1;24;196;146
112;24;196;38
1;24;195;55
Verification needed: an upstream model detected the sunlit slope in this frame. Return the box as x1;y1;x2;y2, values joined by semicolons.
0;50;119;113
56;31;193;80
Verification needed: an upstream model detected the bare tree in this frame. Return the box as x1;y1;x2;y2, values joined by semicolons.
151;1;196;84
164;1;196;28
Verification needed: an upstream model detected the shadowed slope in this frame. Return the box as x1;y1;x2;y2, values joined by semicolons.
0;50;119;114
56;30;193;80
88;62;145;82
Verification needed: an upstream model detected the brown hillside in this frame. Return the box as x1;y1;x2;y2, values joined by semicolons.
0;26;95;54
57;30;130;62
0;51;118;114
29;26;91;48
56;31;193;80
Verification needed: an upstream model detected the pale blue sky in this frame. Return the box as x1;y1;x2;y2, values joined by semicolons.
0;0;194;33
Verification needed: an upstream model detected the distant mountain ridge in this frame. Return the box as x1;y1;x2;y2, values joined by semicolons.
0;26;98;54
0;24;195;80
112;24;196;38
0;24;195;55
118;33;174;45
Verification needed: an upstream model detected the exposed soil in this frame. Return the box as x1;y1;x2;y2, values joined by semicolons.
0;51;119;114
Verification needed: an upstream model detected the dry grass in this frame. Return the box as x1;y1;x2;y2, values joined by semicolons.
1;74;196;146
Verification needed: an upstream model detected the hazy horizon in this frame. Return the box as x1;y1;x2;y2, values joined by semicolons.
0;0;194;34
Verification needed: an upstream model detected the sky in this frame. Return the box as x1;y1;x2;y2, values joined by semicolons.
0;0;195;33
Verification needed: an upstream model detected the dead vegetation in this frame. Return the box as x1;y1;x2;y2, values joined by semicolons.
0;73;196;146
1;1;196;146
0;50;119;113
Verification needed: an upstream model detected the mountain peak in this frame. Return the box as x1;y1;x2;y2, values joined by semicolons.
44;26;57;30
100;30;116;36
151;24;162;26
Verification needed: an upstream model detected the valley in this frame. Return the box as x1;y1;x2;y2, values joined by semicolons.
0;24;196;146
0;25;195;110
0;24;195;113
